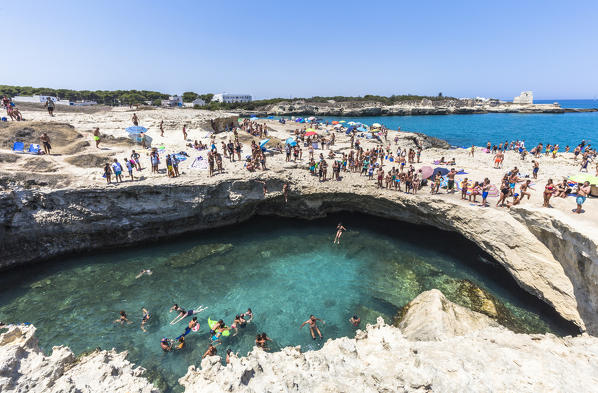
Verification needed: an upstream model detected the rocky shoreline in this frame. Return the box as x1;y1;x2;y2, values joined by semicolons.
4;290;598;392
238;99;597;117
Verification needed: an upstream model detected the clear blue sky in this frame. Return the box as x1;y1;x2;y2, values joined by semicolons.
2;0;597;99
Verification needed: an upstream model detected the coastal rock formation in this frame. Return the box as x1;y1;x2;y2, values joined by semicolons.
179;290;598;393
1;174;596;333
0;324;158;393
238;99;597;117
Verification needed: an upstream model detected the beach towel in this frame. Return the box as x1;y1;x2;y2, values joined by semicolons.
12;141;25;153
174;153;187;162
189;156;208;170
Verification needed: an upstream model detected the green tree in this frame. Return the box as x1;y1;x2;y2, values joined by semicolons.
182;91;199;103
199;93;214;103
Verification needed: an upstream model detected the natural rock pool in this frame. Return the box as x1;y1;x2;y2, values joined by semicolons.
0;214;576;392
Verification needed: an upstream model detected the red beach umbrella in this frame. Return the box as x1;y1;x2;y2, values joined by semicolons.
419;166;434;179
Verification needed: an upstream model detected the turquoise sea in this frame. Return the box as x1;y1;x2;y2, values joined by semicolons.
0;214;576;392
320;99;598;148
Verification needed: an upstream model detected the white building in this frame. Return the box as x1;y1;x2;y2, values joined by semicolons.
513;91;533;104
213;93;252;103
161;95;183;107
12;95;71;105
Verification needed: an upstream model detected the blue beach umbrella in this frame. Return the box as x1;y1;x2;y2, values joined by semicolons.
260;139;270;148
432;167;449;177
126;126;147;134
285;137;297;146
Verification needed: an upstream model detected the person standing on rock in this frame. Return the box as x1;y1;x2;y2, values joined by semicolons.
103;163;112;184
112;159;123;183
40;133;51;155
93;128;101;148
300;315;324;340
574;181;591;214
44;97;55;116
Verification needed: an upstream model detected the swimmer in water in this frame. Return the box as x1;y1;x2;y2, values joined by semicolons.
333;222;346;244
349;315;361;327
241;308;253;323
175;336;185;350
141;308;151;332
231;315;246;336
170;304;207;325
300;315;325;340
160;337;172;351
114;310;132;325
135;269;152;279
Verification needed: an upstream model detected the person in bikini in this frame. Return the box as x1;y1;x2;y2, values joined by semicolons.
333;223;346;244
300;315;325;340
241;308;253;323
349;315;361;327
231;315;246;336
169;304;207;325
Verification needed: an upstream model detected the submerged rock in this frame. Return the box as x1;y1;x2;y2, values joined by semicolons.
167;243;233;268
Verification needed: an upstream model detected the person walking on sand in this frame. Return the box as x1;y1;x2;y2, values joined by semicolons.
469;145;475;157
532;160;539;180
574;181;591;214
44;97;55;116
40;133;51;155
160;120;164;137
93;128;101;148
132;113;139;126
480;178;491;207
333;222;346;244
300;315;325;340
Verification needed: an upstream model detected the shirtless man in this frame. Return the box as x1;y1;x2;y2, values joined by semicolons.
519;180;534;200
446;168;457;193
132;113;139;126
493;151;503;169
93;128;101;148
574;181;591;214
349;315;361;327
40;133;51;155
300;315;324;340
333;222;346;244
202;344;219;359
159;120;164;137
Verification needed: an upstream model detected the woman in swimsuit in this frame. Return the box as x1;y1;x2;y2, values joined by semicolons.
543;179;555;207
241;308;253;323
349;315;361;327
334;223;346;245
300;315;324;340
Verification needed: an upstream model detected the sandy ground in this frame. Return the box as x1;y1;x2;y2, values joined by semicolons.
1;106;596;231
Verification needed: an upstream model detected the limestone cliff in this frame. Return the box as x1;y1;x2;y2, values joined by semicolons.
1;174;596;333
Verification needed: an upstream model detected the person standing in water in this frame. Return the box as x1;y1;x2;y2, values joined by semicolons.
333;223;346;244
300;315;325;340
349;315;361;327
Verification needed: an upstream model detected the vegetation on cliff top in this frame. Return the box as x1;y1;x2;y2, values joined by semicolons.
1;85;453;109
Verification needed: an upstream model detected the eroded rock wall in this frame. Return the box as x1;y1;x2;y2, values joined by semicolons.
0;176;596;333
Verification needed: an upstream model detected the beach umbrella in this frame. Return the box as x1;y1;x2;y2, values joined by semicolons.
259;139;270;148
569;173;598;185
486;185;499;198
357;126;368;132
348;121;357;125
305;130;318;136
331;121;339;125
339;120;346;123
333;124;342;128
371;123;382;128
126;126;147;134
308;116;316;121
420;166;434;179
432;167;449;177
285;137;297;146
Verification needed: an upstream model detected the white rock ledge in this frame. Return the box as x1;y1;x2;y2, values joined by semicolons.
0;324;158;393
180;290;598;393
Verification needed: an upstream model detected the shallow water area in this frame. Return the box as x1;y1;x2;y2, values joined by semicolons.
0;214;576;392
